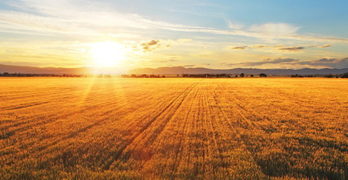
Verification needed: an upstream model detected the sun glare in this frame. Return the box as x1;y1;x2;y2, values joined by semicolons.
90;42;126;68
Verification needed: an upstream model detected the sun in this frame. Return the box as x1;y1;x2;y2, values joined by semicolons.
89;41;126;68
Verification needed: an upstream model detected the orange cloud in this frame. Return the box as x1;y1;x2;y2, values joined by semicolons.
141;40;160;51
230;44;332;52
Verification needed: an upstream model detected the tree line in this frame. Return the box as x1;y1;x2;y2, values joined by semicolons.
2;72;348;78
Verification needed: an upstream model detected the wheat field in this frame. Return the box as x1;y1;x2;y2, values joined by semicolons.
0;77;347;179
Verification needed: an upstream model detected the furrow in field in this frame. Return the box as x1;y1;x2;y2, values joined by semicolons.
168;82;222;178
35;90;180;169
104;82;197;170
202;83;226;177
168;85;199;177
141;82;199;177
0;104;122;165
2;101;49;110
1;78;347;179
0;96;123;143
195;84;212;176
0;86;171;164
131;82;197;147
62;84;189;169
0;79;160;137
209;82;265;178
215;81;348;179
0;89;111;131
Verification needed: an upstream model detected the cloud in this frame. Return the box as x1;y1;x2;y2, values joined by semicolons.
227;57;348;69
238;58;299;66
316;58;337;63
157;58;178;63
184;65;196;68
141;40;160;51
319;44;331;48
195;22;348;43
231;46;248;50
0;0;158;37
147;40;159;46
230;44;332;52
278;46;305;51
264;58;298;64
0;0;347;44
227;21;244;30
252;45;266;48
249;23;299;36
300;58;348;68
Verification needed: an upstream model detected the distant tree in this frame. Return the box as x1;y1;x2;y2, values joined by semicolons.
240;73;245;77
2;72;9;76
324;74;335;78
250;74;254;77
235;75;238;78
291;74;303;78
259;73;267;77
342;72;348;78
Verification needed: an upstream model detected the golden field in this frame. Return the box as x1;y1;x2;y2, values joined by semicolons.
0;77;347;179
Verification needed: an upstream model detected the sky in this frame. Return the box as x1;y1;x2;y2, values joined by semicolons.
0;0;348;71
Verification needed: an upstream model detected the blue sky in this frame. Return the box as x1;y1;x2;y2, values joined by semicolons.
0;0;347;70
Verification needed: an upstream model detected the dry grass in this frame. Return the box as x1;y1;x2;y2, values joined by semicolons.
0;77;347;179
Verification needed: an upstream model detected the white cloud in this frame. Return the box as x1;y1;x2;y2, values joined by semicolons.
0;0;348;44
0;0;152;36
249;23;299;36
227;21;244;30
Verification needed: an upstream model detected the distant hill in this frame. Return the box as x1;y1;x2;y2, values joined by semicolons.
0;64;86;74
1;64;348;76
130;66;348;75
